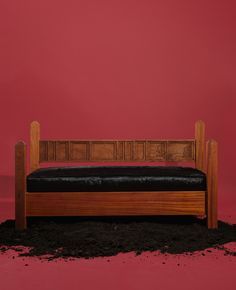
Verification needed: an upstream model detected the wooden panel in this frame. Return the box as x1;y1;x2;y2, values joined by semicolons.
90;141;117;161
167;141;195;161
55;141;69;161
146;141;166;161
39;141;47;162
26;191;205;216
133;141;145;161
39;139;195;163
207;140;218;229
30;121;40;172
70;141;88;161
195;120;205;171
15;141;26;230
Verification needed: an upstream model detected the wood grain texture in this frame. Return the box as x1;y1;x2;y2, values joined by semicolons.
15;141;27;230
39;139;195;163
166;141;195;161
26;191;205;216
195;120;205;172
30;121;40;172
206;139;218;229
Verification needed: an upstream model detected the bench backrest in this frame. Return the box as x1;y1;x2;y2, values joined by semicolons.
30;120;205;172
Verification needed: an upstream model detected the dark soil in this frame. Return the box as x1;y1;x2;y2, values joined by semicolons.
0;216;236;260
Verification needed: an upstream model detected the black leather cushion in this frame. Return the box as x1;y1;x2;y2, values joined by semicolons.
27;166;206;192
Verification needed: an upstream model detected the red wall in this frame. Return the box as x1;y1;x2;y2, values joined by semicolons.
1;0;236;183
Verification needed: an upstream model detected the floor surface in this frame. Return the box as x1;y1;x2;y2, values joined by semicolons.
0;176;236;290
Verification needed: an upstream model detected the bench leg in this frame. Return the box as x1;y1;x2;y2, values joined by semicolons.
15;189;27;230
206;140;218;229
207;189;218;229
15;141;27;230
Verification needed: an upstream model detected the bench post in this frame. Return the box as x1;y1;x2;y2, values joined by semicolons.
195;120;205;172
206;139;218;229
30;121;40;173
15;141;27;230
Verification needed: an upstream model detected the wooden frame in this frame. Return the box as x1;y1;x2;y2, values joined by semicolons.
15;120;218;230
30;121;40;173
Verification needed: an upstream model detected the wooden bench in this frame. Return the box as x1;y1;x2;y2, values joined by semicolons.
15;120;218;230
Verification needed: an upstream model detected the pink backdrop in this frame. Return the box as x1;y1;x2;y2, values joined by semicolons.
1;2;236;290
1;0;236;184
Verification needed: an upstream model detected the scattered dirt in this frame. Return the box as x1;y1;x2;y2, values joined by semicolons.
0;216;236;260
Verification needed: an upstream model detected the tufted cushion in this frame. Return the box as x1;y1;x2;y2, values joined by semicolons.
27;166;206;192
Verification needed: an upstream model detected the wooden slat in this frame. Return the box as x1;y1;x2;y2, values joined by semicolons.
15;141;27;230
133;141;145;161
30;121;40;172
26;191;205;216
195;120;205;172
206;140;218;229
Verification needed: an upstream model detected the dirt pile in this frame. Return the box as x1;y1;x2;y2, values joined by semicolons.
0;216;236;260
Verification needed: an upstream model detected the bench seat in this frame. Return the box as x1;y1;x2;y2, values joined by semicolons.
27;166;206;192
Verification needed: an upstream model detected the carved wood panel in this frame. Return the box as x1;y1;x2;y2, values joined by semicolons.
167;141;195;161
90;141;117;161
39;140;195;162
146;141;166;161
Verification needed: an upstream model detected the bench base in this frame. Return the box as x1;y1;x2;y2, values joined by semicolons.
25;191;206;216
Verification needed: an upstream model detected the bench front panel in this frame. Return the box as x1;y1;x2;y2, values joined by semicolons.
26;191;205;216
